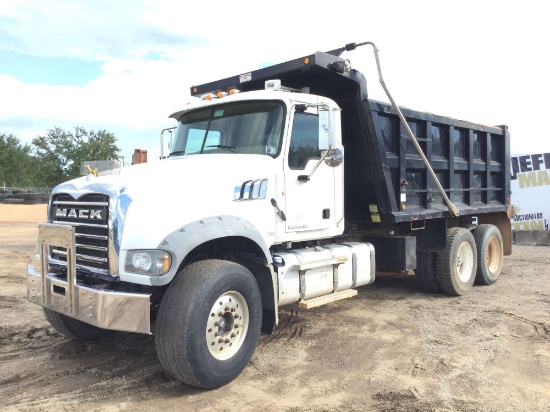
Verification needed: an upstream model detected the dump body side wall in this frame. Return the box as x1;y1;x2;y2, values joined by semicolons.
341;99;510;224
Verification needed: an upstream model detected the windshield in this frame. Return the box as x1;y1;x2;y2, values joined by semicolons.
171;100;285;157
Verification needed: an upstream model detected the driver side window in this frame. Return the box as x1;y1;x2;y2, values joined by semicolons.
288;112;321;170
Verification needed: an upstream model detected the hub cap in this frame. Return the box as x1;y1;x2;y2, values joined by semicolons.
486;236;502;274
206;291;249;360
456;241;474;283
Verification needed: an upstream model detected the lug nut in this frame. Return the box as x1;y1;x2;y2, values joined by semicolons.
234;324;239;329
224;338;230;343
214;332;219;337
231;333;236;338
214;321;219;326
218;338;224;343
218;312;224;317
230;307;236;312
234;315;239;319
225;306;230;311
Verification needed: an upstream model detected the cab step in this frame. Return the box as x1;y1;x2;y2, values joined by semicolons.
298;289;358;309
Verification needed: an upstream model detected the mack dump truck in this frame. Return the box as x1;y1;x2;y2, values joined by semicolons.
27;42;512;388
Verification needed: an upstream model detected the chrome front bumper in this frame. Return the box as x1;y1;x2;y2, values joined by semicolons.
27;223;151;334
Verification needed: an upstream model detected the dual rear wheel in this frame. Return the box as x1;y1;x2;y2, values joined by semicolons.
416;224;504;296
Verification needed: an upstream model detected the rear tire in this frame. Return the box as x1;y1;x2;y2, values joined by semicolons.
415;251;442;293
473;224;503;285
436;228;477;296
155;259;262;388
43;307;111;341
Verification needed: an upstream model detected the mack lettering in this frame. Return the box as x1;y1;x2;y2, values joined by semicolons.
55;208;103;220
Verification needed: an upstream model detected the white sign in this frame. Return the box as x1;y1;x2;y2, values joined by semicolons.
510;152;550;231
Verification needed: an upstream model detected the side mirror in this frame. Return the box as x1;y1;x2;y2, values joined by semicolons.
160;126;177;158
318;108;335;151
324;147;344;167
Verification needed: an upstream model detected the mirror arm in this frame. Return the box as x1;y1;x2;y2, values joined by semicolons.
297;145;332;182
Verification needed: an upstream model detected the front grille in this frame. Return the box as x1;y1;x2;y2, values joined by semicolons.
51;193;110;274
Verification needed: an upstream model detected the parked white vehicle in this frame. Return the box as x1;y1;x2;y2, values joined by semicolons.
27;42;512;388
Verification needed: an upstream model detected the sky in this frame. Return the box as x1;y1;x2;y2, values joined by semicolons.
1;0;549;164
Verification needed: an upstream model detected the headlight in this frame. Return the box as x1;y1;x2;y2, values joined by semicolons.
125;250;172;276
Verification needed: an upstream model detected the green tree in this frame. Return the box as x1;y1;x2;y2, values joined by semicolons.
32;127;120;187
0;132;41;187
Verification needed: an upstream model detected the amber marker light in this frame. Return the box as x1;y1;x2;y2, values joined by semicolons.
193;87;198;93
229;89;240;94
304;57;310;65
217;91;228;98
162;254;171;273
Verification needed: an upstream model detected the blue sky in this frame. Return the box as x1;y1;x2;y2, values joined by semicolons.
1;0;549;165
0;51;103;86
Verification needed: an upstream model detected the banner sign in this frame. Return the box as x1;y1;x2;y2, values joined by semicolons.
510;153;550;231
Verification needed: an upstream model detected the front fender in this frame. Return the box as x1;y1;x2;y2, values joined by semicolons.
150;215;271;286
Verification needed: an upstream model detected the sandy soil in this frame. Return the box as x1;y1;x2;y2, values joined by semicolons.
0;205;549;411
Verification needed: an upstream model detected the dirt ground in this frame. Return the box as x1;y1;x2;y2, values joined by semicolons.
0;204;549;412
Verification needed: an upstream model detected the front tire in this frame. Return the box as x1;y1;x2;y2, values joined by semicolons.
473;224;503;285
155;259;262;388
436;228;477;296
43;308;111;341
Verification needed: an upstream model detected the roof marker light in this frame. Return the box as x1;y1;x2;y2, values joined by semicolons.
217;91;228;98
265;79;281;91
229;89;240;95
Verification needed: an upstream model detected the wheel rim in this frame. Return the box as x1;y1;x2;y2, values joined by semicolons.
486;236;502;274
206;291;249;360
456;241;474;283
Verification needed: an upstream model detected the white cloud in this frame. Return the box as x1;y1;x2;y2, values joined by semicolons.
1;0;549;159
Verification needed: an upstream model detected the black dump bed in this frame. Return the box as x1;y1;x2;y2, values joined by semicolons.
192;50;510;225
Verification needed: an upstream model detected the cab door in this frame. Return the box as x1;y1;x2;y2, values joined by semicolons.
284;109;335;233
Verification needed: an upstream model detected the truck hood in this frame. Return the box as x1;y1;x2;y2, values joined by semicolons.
53;154;278;249
58;154;274;197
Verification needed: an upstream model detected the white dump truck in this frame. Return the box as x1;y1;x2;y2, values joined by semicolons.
27;42;512;388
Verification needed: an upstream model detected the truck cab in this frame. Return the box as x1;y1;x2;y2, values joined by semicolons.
169;87;344;242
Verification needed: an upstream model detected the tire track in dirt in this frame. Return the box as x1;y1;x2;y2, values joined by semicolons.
488;310;550;340
0;330;192;409
258;307;304;348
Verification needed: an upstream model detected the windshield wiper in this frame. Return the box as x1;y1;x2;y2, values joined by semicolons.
168;150;186;158
206;145;236;153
